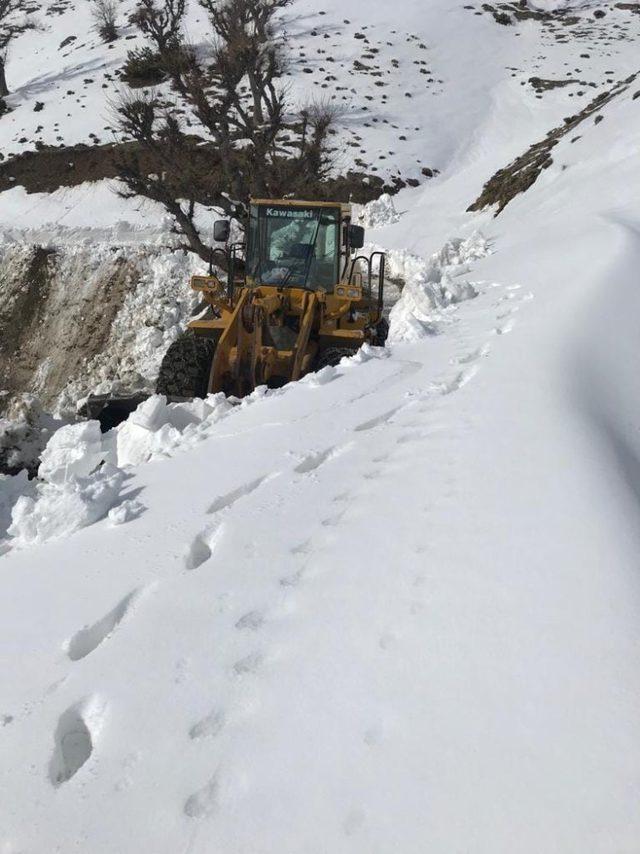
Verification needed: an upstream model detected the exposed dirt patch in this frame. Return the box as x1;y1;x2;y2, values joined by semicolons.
479;2;580;26
0;140;205;196
0;245;140;409
468;72;638;214
469;0;640;44
528;77;579;93
0;138;421;205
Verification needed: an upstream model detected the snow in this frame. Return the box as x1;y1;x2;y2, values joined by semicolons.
0;181;169;235
2;0;640;851
387;233;489;344
38;420;105;484
107;497;145;525
7;462;125;547
115;393;234;467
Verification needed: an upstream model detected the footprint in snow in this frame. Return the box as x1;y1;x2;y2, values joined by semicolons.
207;474;273;514
454;342;491;365
235;610;264;631
435;364;479;395
189;708;225;740
396;430;429;445
379;632;397;650
343;808;366;837
184;522;225;570
233;651;263;675
363;468;382;480
294;442;352;474
354;406;403;432
495;292;518;305
363;725;382;746
290;538;313;555
321;510;345;527
49;696;106;787
280;567;305;588
184;774;219;819
65;588;143;661
493;318;516;335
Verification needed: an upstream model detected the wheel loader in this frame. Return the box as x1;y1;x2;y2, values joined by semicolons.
84;198;387;428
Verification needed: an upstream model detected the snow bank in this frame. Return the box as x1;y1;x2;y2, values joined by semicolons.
357;193;401;229
3;421;125;548
8;464;126;547
1;421;118;548
1;392;239;548
388;233;489;343
38;422;106;485
1;391;240;549
116;394;234;467
0;472;34;551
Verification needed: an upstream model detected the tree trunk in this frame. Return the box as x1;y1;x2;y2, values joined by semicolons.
0;61;9;98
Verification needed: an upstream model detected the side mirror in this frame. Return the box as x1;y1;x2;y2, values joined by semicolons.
348;224;365;250
213;219;230;243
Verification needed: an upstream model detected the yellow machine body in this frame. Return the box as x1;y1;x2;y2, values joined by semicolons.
186;198;386;397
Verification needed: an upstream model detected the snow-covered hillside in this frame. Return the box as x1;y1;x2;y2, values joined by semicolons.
2;0;640;851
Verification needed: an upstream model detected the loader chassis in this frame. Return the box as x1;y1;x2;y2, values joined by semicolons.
162;198;386;399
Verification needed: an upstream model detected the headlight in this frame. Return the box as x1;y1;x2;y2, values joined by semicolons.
336;287;346;296
348;289;359;298
191;275;219;291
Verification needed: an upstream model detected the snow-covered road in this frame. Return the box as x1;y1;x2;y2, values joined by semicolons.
3;211;640;851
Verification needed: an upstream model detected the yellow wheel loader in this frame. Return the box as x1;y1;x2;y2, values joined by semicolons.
84;198;387;429
156;198;387;399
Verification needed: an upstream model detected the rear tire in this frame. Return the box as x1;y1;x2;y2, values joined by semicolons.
314;347;356;371
155;332;217;399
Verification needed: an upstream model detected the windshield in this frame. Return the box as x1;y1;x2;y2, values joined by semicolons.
248;204;340;289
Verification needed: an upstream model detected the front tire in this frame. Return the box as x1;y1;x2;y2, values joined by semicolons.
314;347;356;371
155;332;217;399
371;317;389;346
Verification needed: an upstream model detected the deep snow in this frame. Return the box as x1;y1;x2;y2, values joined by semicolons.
2;0;640;851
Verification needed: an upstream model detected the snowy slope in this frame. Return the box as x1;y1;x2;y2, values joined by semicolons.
2;0;640;851
2;0;638;231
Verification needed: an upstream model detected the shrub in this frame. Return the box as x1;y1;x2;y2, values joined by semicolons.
120;47;167;87
91;0;119;43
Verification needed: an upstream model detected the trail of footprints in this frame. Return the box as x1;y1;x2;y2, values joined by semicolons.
184;474;275;570
42;588;147;786
44;276;532;805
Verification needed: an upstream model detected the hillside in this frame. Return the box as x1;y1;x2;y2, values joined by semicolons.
2;0;640;852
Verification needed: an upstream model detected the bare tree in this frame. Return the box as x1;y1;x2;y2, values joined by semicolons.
114;90;238;258
91;0;119;43
129;0;186;54
0;0;37;98
115;0;338;259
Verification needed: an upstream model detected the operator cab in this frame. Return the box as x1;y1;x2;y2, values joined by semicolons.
243;199;364;292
